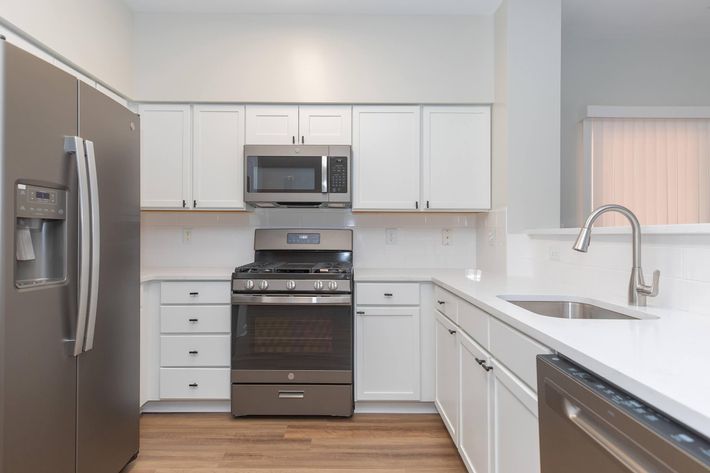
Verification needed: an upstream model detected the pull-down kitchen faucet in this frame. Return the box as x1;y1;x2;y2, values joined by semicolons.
573;204;660;306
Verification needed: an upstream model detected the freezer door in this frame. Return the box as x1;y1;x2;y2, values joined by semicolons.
76;83;140;473
0;41;79;473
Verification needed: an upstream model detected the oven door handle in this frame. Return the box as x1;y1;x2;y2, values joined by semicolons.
231;294;352;306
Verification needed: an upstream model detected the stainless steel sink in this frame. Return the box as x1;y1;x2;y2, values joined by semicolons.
499;296;657;320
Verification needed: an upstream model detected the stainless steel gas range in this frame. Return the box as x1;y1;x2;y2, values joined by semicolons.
230;229;354;417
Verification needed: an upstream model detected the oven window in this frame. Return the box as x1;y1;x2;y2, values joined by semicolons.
246;156;322;193
232;304;352;371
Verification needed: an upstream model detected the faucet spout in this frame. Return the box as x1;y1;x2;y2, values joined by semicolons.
573;205;659;306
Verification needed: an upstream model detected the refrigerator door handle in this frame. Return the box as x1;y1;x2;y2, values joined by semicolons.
83;140;101;351
64;136;91;356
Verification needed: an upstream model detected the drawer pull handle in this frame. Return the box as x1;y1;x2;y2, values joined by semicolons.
475;357;486;366
356;311;365;315
188;383;198;388
448;329;457;335
189;292;199;296
188;318;199;323
481;361;493;372
278;390;305;399
188;350;199;355
437;300;446;305
384;293;393;297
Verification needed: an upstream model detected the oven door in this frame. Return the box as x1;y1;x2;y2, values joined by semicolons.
245;146;329;205
231;294;353;384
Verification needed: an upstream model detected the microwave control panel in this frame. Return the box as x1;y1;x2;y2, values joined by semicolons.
329;157;348;193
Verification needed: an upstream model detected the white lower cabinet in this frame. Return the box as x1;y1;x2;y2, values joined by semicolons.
435;310;460;443
432;286;549;473
492;360;541;473
459;332;492;473
355;307;421;400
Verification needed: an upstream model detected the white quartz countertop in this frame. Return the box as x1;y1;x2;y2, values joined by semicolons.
141;267;233;283
355;268;710;437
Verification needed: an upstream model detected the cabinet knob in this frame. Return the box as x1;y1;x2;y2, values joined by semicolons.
188;350;199;355
448;329;457;335
189;292;199;296
437;300;445;305
188;383;198;388
188;318;199;323
481;362;493;372
356;311;365;315
384;293;393;297
475;357;486;366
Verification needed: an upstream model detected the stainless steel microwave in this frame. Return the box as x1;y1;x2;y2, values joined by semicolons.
244;145;351;208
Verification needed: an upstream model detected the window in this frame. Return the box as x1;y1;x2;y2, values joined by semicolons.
589;117;710;226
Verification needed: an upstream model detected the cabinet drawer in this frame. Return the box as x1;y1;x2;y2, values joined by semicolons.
160;305;231;333
459;300;490;349
490;318;552;391
356;283;420;306
160;335;230;367
159;368;230;399
160;281;230;304
434;286;459;323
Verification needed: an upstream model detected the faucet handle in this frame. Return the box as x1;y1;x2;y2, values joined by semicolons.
638;270;660;297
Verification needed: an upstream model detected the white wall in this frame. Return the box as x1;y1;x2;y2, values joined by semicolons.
141;210;477;271
488;0;561;234
133;13;494;103
0;0;134;96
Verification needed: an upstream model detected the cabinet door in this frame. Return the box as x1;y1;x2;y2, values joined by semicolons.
356;307;421;401
423;106;491;211
352;106;421;210
492;360;540;473
459;332;492;473
193;105;246;209
435;311;459;443
139;104;191;208
298;105;352;145
245;105;298;144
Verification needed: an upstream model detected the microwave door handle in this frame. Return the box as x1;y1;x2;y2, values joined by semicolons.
321;155;328;193
83;140;100;352
64;137;91;357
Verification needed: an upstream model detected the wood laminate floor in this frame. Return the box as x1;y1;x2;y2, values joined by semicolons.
123;413;466;473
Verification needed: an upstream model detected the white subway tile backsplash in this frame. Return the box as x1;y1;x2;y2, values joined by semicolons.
141;210;477;270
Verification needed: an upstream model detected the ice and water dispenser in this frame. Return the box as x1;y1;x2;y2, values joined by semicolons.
15;183;68;288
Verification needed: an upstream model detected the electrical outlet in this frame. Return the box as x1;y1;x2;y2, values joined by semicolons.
183;228;193;244
385;228;398;245
442;229;452;246
487;228;497;246
548;246;560;261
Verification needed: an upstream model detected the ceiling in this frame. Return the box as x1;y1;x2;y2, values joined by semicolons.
563;0;710;39
122;0;503;15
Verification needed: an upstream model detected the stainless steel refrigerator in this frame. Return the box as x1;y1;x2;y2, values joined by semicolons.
0;39;140;473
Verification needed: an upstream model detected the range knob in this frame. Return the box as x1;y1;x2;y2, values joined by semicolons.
258;280;269;290
313;280;324;291
244;280;255;290
327;281;338;291
286;280;296;291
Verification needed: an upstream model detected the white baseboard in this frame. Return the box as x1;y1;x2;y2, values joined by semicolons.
355;401;437;414
141;400;231;413
141;400;438;415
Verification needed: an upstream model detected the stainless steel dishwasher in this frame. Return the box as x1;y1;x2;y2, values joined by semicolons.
537;355;710;473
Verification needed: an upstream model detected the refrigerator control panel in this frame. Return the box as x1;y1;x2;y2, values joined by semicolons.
16;184;67;220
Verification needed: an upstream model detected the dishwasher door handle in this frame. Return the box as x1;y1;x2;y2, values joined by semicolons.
545;380;658;473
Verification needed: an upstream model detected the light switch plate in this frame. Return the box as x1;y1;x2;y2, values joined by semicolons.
385;228;398;245
183;228;193;244
442;229;452;246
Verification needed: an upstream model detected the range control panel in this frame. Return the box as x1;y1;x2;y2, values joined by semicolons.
329;157;348;193
16;184;67;220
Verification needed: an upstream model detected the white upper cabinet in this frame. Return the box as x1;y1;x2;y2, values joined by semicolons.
423;106;491;211
192;105;246;209
352;106;421;211
245;105;299;145
139;104;191;209
298;105;352;145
